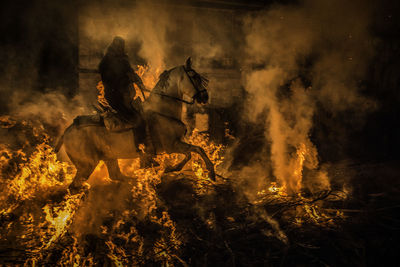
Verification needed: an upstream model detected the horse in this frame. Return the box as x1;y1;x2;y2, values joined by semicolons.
55;58;215;193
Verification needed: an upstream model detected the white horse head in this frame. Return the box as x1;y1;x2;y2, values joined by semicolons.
145;57;209;119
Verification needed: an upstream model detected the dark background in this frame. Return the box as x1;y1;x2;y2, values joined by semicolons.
0;0;399;163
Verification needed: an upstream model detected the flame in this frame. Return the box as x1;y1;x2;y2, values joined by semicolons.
7;142;74;200
133;65;162;102
283;142;307;195
186;129;225;194
96;81;111;109
42;192;85;249
0;130;83;263
0;141;75;222
0;110;344;264
135;64;162;90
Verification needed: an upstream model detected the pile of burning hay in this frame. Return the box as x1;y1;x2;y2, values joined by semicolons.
1;116;399;266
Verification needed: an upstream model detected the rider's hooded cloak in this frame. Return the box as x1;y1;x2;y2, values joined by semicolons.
98;36;144;126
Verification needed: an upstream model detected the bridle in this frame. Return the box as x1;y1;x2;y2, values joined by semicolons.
142;66;206;105
183;66;208;102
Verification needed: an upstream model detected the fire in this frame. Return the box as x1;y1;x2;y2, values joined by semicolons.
256;185;345;227
185;129;225;194
135;64;162;91
96;81;110;109
0;140;80;263
0;141;75;220
284;142;308;195
133;65;162;102
267;182;284;195
42;192;85;249
0;113;345;264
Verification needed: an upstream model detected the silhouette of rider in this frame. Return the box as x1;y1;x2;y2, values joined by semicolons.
99;36;155;167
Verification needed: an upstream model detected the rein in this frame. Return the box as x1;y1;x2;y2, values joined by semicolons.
143;87;195;105
144;66;205;105
183;66;207;101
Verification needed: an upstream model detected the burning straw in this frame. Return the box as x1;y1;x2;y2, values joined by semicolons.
0;116;348;265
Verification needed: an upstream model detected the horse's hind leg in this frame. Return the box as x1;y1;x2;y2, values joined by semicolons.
164;152;191;173
104;159;131;182
68;160;98;194
172;141;215;181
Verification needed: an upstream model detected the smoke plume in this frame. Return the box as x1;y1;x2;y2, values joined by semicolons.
242;0;375;194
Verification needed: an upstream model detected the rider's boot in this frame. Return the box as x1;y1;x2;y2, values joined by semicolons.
134;124;159;169
140;127;159;169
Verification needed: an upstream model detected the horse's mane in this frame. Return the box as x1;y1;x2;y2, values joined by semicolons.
153;70;171;92
152;66;209;93
192;70;209;90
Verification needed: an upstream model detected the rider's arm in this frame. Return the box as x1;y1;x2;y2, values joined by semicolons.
130;72;146;92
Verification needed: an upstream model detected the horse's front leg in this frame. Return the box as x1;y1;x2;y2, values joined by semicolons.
173;141;216;181
164;152;191;173
105;159;131;182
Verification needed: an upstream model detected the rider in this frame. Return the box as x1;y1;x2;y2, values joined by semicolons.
98;36;155;168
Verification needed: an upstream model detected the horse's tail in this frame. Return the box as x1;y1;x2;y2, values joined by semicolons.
54;124;73;153
54;133;64;153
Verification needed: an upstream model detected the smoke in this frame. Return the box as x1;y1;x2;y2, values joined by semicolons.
242;0;375;194
0;0;377;196
2;0;239;126
79;1;239;95
80;1;174;72
0;0;80;135
10;91;89;129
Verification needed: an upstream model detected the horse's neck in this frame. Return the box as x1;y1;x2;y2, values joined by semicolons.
145;82;183;121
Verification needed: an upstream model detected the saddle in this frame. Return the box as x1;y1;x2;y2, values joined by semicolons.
73;112;134;132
